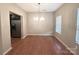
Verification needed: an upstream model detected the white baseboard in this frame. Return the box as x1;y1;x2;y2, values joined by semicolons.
27;34;53;36
21;35;28;39
21;33;53;39
21;34;53;39
3;47;12;55
54;34;76;55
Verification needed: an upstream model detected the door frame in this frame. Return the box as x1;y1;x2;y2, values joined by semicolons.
9;11;22;39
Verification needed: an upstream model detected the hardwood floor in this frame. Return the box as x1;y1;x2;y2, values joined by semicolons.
7;36;73;55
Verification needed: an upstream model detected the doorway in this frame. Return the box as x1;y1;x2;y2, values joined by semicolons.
10;12;21;45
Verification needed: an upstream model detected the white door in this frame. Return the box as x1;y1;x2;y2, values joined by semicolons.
76;8;79;44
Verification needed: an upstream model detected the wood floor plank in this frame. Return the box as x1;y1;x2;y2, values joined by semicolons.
6;36;73;55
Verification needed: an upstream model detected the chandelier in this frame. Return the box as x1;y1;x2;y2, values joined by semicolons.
34;3;45;22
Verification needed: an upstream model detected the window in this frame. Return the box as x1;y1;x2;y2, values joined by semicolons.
76;8;79;44
56;16;62;34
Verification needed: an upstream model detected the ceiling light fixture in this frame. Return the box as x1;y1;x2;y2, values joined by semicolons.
37;3;40;21
38;3;40;5
34;3;45;21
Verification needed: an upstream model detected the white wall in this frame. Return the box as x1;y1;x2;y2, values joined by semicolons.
0;13;2;54
27;12;54;35
0;3;27;54
54;3;79;54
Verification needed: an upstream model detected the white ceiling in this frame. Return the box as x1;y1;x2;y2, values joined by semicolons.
17;3;63;12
